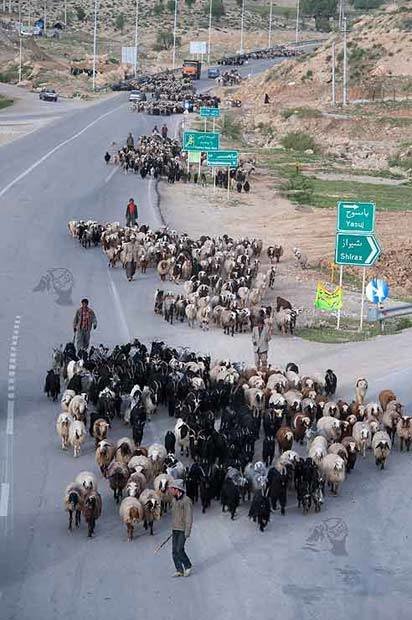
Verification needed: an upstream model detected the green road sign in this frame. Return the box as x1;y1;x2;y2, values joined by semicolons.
188;151;201;163
182;131;219;152
335;233;381;266
207;150;239;167
337;201;375;234
199;107;220;118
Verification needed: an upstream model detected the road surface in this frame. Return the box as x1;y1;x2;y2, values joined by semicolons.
0;56;411;620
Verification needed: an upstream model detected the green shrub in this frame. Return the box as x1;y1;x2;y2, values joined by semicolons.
75;5;86;21
281;131;317;152
154;30;180;50
352;0;384;9
283;172;314;204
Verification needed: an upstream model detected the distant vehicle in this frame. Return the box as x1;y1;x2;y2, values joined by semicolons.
207;67;220;79
39;88;58;102
129;90;146;102
20;26;34;37
182;60;201;80
111;81;131;91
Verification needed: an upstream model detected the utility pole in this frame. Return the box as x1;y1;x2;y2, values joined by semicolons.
92;0;99;91
172;0;178;70
295;0;299;44
44;0;47;35
342;16;348;106
134;0;139;77
332;40;336;106
207;0;212;64
338;0;344;30
18;34;22;82
268;0;273;48
28;0;31;27
64;0;67;26
239;0;245;54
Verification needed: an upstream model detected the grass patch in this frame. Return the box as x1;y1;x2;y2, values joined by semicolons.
280;131;317;153
308;177;412;211
297;316;412;343
219;112;243;142
0;95;13;110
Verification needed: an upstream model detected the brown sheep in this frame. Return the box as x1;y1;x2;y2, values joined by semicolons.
396;417;412;452
379;389;397;412
95;440;115;477
292;413;311;444
92;418;110;448
341;436;358;473
276;427;294;453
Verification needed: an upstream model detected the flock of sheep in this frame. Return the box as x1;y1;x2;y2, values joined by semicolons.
47;337;410;541
67;220;299;335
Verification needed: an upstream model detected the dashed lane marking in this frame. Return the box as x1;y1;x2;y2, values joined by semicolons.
0;484;9;517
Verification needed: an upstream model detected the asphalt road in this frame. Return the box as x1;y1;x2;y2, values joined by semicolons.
0;55;411;620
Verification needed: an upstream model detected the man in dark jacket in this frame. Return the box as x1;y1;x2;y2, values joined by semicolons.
170;480;193;577
73;298;97;353
125;198;138;227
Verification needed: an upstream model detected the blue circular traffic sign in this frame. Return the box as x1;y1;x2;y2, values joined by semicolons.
366;278;389;304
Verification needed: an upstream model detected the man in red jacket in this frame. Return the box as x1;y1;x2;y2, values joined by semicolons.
125;198;138;227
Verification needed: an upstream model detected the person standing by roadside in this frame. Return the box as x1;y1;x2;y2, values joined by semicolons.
169;480;193;577
252;313;271;370
125;198;138;227
161;123;168;139
73;298;97;354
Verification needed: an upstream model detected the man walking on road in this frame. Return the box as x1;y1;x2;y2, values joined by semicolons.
161;124;168;139
252;313;271;370
73;298;97;353
170;480;193;577
125;198;138;227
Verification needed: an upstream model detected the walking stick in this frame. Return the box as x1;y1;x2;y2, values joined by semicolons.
153;533;172;554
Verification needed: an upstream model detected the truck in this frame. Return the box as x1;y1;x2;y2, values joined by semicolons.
182;60;202;80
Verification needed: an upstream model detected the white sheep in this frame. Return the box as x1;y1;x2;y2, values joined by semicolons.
154;473;174;513
95;440;115;477
92;419;110;447
148;443;167;476
320;453;346;495
75;471;98;492
372;430;391;470
68;393;88;423
308;435;328;467
355;378;368;405
61;389;76;412
115;437;136;466
56;413;73;450
128;455;154;483
317;416;341;443
277;450;300;468
327;442;348;465
68;420;86;458
119;497;144;541
352;421;371;457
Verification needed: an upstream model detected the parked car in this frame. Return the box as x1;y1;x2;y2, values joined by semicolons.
207;67;220;79
129;90;146;102
39;88;58;102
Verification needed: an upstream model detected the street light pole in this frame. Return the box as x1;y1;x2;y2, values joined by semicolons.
44;0;47;35
92;0;99;91
268;0;273;48
295;0;299;44
239;0;245;54
64;0;67;26
332;40;336;106
134;0;139;77
207;0;212;64
342;16;348;106
18;34;22;82
172;0;178;70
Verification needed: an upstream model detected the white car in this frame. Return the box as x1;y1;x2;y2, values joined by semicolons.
129;90;146;103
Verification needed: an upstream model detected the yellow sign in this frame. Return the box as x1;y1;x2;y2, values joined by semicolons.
314;281;343;311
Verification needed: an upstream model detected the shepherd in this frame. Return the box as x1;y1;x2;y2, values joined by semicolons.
73;298;97;354
169;480;193;578
125;198;138;227
252;312;271;370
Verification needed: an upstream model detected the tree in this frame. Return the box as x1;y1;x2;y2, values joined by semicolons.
167;0;175;12
301;0;337;31
155;30;181;49
75;5;86;22
185;0;195;6
115;13;126;32
211;0;225;20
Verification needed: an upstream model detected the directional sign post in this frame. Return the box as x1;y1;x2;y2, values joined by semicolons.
366;278;389;304
199;107;220;118
182;131;219;152
337;201;376;233
207;150;239;168
335;233;381;267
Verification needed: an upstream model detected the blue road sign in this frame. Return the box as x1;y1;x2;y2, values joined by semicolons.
366;278;389;304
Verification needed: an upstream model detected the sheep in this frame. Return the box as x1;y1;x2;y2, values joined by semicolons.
323;401;339;418
68;420;86;458
292;413;311;444
317;416;341;443
243;385;265;417
154;473;174;514
308;435;328;467
95;440;115;477
328;442;348;466
128;455;154;484
293;247;308;269
276;427;294;454
379;389;397;412
174;418;193;457
148;443;168;476
115;437;136;466
44;369;61;401
126;472;147;497
396;417;412;452
352;421;370;457
82;490;102;537
185;303;197;328
107;461;129;503
61;389;76;412
341;437;358;473
320;454;345;495
64;483;85;530
92;419;110;448
119;497;144;541
142;385;157;419
220;478;240;520
221;308;236;337
75;471;98;492
365;402;382;421
139;489;162;535
355;378;368;405
56;413;73;450
372;431;392;469
68;394;88;424
248;490;271;532
383;402;402;443
164;430;176;453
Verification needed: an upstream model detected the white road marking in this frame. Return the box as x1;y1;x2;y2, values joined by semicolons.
104;167;118;184
6;400;14;436
0;103;125;199
106;270;131;342
0;483;10;517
